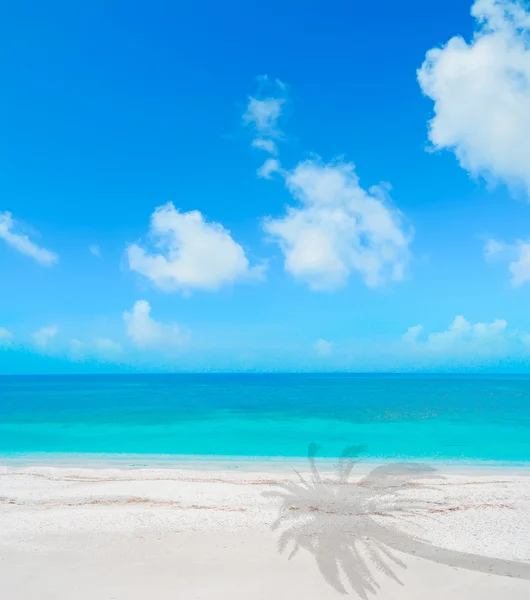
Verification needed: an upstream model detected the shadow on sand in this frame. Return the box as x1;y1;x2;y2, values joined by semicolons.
265;443;530;598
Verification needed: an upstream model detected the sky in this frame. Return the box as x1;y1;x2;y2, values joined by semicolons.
2;0;530;373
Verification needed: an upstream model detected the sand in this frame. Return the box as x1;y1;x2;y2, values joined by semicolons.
1;459;530;599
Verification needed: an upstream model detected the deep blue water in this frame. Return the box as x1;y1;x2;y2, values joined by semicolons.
1;374;530;462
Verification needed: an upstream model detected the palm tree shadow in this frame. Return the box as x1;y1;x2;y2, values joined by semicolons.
264;443;530;598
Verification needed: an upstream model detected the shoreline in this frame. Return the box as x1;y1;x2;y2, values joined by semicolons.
2;451;530;474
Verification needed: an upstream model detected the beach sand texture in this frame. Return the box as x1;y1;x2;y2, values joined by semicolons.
1;461;530;599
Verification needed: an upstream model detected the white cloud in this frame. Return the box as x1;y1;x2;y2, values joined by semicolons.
427;315;507;348
0;327;13;346
127;203;260;293
32;326;58;349
94;337;123;355
89;244;101;257
252;138;278;155
0;211;58;267
244;77;285;156
257;158;281;180
314;338;333;356
402;324;423;343
243;97;284;137
245;78;412;291
402;316;511;357
418;0;530;194
508;241;530;286
124;300;183;348
484;238;506;259
263;159;412;290
484;237;530;286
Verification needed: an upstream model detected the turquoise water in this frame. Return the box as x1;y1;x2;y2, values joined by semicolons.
1;374;530;463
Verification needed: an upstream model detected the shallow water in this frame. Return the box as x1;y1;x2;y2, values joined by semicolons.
1;374;529;462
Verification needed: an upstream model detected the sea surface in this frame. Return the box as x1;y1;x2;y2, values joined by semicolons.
1;374;530;464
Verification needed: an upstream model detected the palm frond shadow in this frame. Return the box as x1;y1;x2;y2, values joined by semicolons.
264;443;530;598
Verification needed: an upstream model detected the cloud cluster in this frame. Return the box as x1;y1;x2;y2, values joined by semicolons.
127;203;260;293
243;76;286;157
67;301;186;360
403;315;512;356
0;211;58;267
16;63;530;371
264;160;412;290
124;300;183;348
427;315;508;347
32;301;187;362
418;0;530;194
125;78;411;299
242;77;413;291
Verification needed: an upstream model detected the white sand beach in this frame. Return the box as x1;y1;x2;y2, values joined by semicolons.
1;460;530;599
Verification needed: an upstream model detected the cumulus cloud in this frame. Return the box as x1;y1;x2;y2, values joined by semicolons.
418;0;530;194
402;316;512;357
0;327;13;346
32;326;58;349
263;159;412;290
0;212;58;266
427;315;507;347
314;338;333;356
484;237;530;286
127;203;261;293
402;324;424;343
244;96;284;135
243;77;285;139
244;77;412;291
124;300;184;348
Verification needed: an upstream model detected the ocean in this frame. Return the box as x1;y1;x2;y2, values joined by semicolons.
1;374;530;463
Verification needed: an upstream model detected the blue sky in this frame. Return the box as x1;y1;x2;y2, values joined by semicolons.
2;0;530;373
